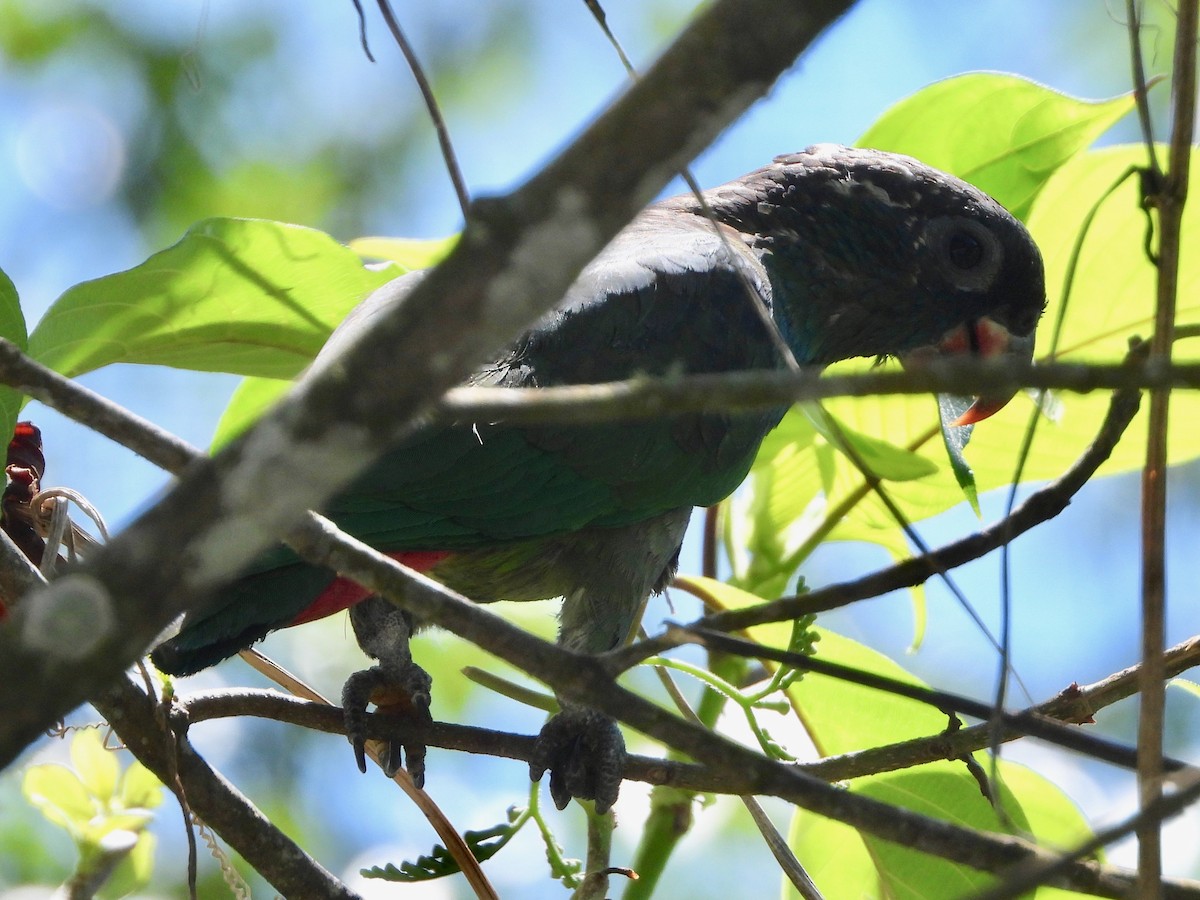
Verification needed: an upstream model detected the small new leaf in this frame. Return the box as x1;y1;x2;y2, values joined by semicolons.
362;817;524;882
937;393;981;515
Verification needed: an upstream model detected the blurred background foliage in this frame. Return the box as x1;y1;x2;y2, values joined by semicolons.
0;1;1197;898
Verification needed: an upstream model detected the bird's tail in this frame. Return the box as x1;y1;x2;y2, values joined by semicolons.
150;563;336;676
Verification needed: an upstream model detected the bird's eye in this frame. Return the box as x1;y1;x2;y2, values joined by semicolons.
924;216;1002;292
947;230;984;269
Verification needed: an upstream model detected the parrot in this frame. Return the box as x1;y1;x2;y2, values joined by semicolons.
152;145;1046;813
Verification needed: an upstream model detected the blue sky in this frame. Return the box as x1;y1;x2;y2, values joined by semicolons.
2;2;1197;895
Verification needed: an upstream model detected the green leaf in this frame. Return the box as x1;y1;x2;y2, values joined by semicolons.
0;266;28;437
695;579;1092;898
210;376;293;450
809;405;939;482
786;625;946;756
787;805;878;899
774;623;1092;898
117;762;163;812
22;763;94;833
362;818;522;882
965;144;1200;482
28;217;400;381
937;394;981;516
725;409;823;596
856;763;1021;899
1169;678;1200;701
858;72;1138;217
70;729;119;804
837;760;1090;900
203;233;456;452
349;234;458;269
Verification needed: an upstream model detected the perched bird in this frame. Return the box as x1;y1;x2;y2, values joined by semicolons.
152;145;1045;812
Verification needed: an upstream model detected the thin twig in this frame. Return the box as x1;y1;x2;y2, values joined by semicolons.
180;630;1200;792
349;0;375;62
1137;2;1197;892
1126;0;1163;180
674;625;1196;777
695;375;1142;632
433;357;1199;424
237;650;499;900
375;0;469;219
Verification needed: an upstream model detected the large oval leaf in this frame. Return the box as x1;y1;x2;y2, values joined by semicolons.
0;266;28;438
858;72;1138;217
789;760;1090;900
691;578;1091;899
210;376;292;451
28;218;400;380
733;144;1200;600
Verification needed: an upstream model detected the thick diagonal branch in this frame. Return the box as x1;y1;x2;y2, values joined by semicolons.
0;0;854;768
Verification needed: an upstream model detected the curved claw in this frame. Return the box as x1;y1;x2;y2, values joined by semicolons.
530;708;626;813
341;662;432;786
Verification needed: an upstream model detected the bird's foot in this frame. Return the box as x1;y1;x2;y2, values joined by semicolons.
342;661;432;785
530;708;626;813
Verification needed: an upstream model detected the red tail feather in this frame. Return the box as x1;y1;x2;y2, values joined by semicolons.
289;550;451;626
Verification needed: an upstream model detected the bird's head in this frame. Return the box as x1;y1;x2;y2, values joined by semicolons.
699;144;1046;424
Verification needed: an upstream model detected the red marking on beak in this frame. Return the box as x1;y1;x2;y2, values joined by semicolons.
900;317;1034;427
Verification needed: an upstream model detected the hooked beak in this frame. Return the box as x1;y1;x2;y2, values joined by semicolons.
899;317;1035;427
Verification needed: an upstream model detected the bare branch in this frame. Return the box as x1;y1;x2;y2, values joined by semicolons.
0;0;854;768
374;0;470;218
434;356;1195;425
173;524;1196;897
93;678;360;900
697;378;1142;631
1137;2;1197;888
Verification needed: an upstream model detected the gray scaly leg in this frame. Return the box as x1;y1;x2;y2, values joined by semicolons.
342;595;433;785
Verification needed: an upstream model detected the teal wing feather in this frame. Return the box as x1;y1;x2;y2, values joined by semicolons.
322;209;789;551
154;209;792;673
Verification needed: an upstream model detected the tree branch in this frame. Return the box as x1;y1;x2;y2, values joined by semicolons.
697;376;1142;632
0;0;855;768
435;355;1190;425
181;628;1200;790
1137;2;1197;891
94;678;360;900
190;520;1200;897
